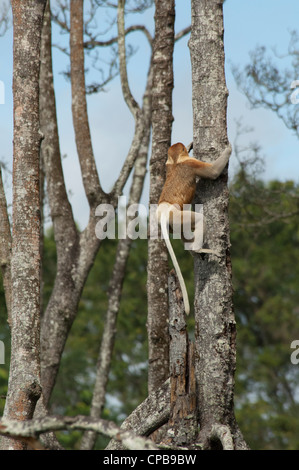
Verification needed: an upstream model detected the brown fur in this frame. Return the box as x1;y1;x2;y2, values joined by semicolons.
158;142;213;209
157;141;232;314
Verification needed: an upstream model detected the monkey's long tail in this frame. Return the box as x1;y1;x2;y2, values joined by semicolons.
161;213;190;315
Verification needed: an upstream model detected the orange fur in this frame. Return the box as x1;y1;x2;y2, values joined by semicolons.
156;141;232;315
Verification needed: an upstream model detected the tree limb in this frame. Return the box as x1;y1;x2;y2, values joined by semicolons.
175;26;191;42
84;25;153;49
70;0;103;206
117;0;140;119
0;415;158;451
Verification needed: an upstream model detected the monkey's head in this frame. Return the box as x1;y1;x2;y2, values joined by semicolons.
167;142;189;164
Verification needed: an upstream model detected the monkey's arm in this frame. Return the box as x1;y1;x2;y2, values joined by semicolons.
184;144;232;180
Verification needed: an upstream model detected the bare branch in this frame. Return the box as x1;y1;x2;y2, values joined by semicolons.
0;415;158;451
111;34;153;198
40;1;77;251
175;25;191;42
84;24;153;49
70;0;103;206
117;0;140;119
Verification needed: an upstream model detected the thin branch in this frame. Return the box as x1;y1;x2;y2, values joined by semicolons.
117;0;140;119
0;415;158;451
70;0;103;206
84;24;153;49
175;25;191;42
111;41;153;198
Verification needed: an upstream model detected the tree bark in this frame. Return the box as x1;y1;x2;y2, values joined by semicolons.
0;166;11;324
189;0;248;450
38;0;82;408
0;415;159;450
0;0;47;451
70;0;102;207
163;271;197;447
147;0;175;395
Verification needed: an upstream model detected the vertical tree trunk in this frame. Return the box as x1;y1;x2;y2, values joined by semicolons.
0;0;46;450
163;271;197;447
38;0;81;409
147;0;175;395
189;0;248;450
0;166;11;324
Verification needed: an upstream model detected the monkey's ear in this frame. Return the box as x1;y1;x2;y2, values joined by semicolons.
183;145;189;155
166;154;174;164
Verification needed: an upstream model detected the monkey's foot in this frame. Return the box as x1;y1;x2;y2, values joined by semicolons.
191;248;221;257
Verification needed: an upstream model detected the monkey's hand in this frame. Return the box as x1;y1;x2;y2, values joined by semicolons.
189;247;222;258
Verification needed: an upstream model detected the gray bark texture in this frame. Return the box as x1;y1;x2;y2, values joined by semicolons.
189;0;248;450
163;272;197;447
0;415;159;450
0;0;47;451
147;0;175;395
0;166;11;323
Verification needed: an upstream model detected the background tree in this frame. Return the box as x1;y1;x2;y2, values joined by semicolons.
146;0;174;396
0;0;47;451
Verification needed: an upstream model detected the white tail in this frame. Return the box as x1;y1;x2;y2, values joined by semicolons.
160;212;190;315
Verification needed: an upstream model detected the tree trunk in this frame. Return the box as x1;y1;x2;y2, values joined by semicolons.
189;0;248;450
0;166;11;324
147;0;175;395
161;271;197;447
0;0;47;450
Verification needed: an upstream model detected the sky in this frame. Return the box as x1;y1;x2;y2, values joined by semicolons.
0;0;299;230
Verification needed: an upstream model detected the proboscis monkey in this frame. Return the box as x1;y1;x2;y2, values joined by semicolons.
156;142;232;315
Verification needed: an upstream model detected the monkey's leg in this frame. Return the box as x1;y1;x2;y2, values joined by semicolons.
181;210;221;256
180;209;204;251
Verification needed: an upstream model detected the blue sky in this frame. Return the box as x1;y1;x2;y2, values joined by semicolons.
0;0;299;229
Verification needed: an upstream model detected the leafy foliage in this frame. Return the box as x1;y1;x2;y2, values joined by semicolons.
230;172;299;450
